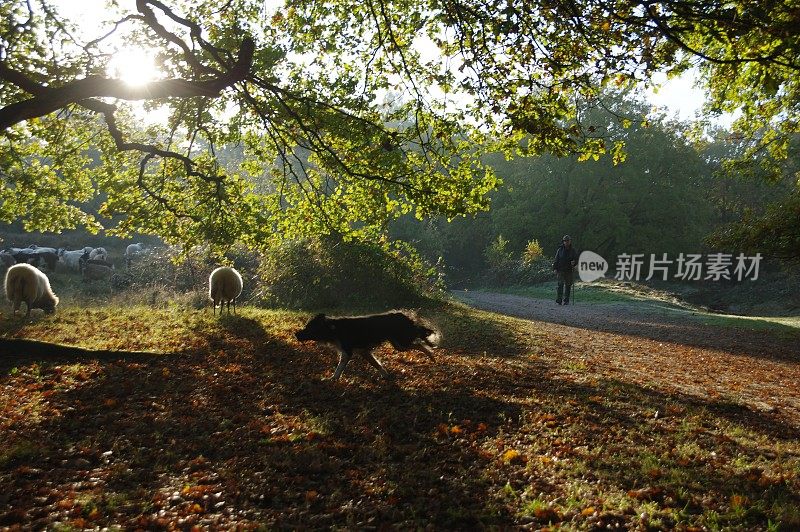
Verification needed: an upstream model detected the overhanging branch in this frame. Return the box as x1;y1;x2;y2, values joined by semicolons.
0;36;254;131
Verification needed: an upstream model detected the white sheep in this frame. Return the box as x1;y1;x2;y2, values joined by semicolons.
89;247;108;262
58;248;89;272
124;243;145;268
209;266;243;315
89;247;107;261
4;263;59;317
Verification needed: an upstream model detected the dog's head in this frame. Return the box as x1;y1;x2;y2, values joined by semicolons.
295;313;335;342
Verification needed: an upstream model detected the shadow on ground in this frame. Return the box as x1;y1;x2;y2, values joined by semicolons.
0;308;798;529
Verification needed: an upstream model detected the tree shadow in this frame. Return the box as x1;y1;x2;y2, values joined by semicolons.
0;338;166;374
0;317;522;527
1;311;798;529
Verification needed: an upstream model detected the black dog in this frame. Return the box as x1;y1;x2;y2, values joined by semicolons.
295;311;440;380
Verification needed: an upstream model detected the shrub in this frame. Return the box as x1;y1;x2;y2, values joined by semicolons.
480;237;555;287
257;235;443;310
516;256;556;284
484;235;516;286
114;245;261;307
521;239;544;266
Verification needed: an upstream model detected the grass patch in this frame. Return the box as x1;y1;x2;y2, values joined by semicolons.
693;312;800;333
494;280;646;304
0;302;797;529
482;280;800;335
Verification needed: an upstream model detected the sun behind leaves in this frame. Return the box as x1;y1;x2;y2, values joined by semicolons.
2;0;799;253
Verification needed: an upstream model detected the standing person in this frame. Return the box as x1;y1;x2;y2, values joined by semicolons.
552;235;578;305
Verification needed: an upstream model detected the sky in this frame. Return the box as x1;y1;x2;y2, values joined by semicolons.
645;72;705;122
53;0;709;123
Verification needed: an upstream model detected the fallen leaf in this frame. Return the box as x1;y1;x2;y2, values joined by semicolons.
627;487;663;501
730;494;748;508
533;506;560;521
502;449;522;463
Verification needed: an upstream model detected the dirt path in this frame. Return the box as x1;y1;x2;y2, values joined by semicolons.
454;290;800;427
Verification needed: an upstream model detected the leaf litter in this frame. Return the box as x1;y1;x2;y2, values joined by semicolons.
0;301;798;530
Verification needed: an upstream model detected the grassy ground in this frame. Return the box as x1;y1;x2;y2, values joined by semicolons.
497;280;686;306
0;299;799;530
497;281;800;333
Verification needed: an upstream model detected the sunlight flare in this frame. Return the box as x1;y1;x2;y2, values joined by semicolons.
107;49;161;86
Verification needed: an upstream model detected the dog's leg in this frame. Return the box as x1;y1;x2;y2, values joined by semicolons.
361;350;391;379
416;342;436;361
331;348;353;381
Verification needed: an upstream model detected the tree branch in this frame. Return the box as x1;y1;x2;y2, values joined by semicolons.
640;2;796;69
0;36;254;130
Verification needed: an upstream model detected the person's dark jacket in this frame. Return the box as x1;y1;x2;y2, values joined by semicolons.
553;244;578;272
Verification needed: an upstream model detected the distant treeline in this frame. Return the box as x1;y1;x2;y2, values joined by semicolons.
390;96;796;285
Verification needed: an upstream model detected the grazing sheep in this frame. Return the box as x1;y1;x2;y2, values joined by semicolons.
11;248;36;264
33;250;58;272
58;249;88;272
125;242;145;269
28;245;58;254
4;263;59;317
209;267;243;315
89;247;108;262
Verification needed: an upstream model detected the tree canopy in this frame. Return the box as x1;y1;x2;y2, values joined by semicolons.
391;95;728;281
1;0;798;252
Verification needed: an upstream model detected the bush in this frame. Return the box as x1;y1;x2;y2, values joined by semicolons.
114;245;261;308
515;256;556;285
41;237;442;311
481;236;555;287
484;235;516;286
521;239;544;266
257;235;443;310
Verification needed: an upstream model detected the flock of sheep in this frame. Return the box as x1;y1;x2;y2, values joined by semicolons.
2;243;244;317
0;243;144;281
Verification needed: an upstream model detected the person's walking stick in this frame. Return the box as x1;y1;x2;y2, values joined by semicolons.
571;262;577;305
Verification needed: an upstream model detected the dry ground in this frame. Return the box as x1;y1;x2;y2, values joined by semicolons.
0;298;798;530
455;290;800;425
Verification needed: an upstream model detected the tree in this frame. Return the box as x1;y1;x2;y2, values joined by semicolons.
2;0;798;252
1;0;497;251
707;134;800;261
286;0;799;163
712;190;800;263
483;234;515;285
393;94;722;280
